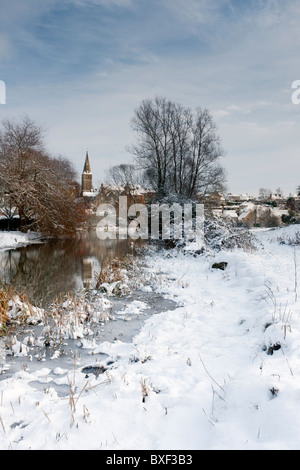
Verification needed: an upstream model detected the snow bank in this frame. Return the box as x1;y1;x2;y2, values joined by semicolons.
1;225;300;449
0;231;43;251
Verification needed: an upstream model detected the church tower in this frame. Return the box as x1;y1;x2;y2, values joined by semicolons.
81;151;93;193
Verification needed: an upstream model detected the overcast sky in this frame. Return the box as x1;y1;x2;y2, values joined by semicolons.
0;0;300;196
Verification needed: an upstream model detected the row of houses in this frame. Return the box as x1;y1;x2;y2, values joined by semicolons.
202;192;297;228
81;153;297;229
82;185;293;229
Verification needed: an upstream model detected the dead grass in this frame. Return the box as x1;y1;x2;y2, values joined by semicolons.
0;289;10;330
96;240;146;290
0;283;43;337
96;253;136;288
96;256;125;287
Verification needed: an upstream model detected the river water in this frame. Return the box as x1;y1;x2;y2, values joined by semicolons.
0;232;176;388
0;232;131;306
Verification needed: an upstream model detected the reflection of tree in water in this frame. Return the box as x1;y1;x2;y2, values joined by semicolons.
2;242;82;306
0;250;21;281
0;234;130;306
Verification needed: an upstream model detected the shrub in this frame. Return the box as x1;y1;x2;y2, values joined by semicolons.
204;215;256;252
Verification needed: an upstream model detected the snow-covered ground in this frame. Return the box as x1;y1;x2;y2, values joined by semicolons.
1;225;300;449
0;231;43;251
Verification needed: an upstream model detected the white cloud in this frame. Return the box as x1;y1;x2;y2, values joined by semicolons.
2;0;300;196
165;0;224;25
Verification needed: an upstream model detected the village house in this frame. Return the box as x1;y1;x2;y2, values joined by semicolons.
201;192;225;210
236;202;289;228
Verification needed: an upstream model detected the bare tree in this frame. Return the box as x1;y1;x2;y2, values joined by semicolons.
129;97;174;196
259;188;272;200
105;163;143;192
0;116;86;236
128;97;226;200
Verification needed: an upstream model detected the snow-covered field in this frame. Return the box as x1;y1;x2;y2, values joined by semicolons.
1;225;300;449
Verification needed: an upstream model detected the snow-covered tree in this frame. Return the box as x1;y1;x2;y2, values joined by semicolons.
0;116;85;236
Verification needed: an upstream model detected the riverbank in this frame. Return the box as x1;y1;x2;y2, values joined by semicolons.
1;225;300;449
0;231;43;251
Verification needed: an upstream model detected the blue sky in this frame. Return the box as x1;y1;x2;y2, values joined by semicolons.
0;0;300;196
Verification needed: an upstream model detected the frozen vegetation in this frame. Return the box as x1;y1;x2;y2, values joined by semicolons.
1;224;300;449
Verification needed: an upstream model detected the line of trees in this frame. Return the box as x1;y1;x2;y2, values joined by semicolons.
0;115;86;236
107;97;226;201
0;98;226;237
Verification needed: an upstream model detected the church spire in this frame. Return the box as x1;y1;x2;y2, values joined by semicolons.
83;150;91;174
82;150;93;193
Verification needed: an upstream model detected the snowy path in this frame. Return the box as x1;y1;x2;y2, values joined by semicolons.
136;228;300;449
1;226;300;449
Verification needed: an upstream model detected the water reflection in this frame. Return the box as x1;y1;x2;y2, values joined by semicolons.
0;232;130;306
